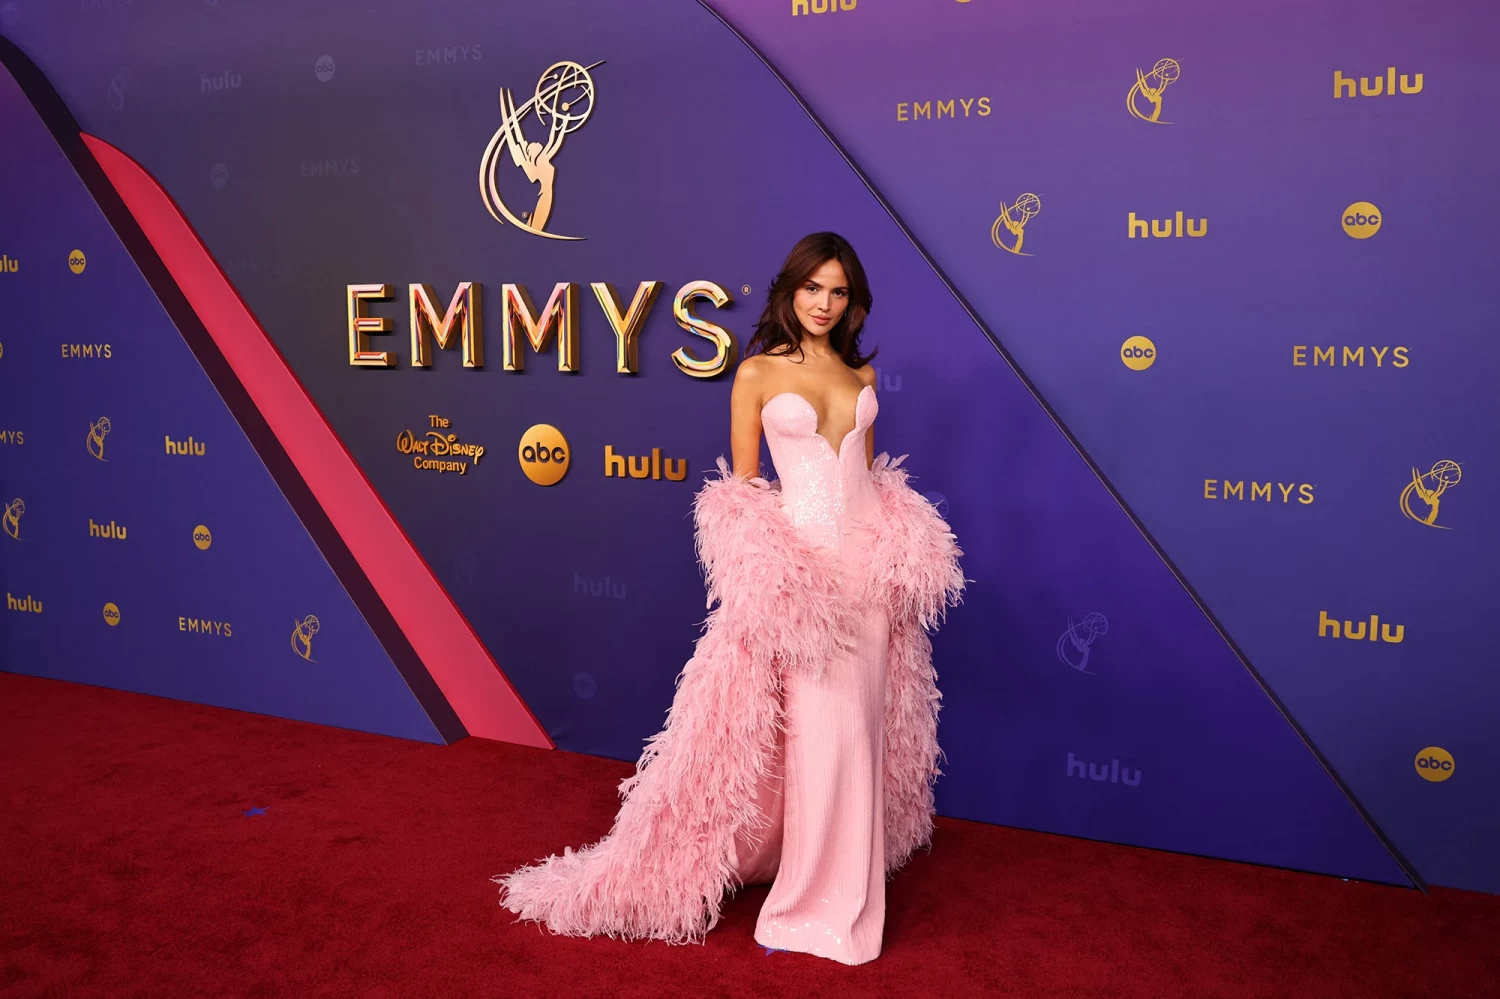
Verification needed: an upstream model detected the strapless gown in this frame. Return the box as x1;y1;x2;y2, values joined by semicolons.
732;383;890;966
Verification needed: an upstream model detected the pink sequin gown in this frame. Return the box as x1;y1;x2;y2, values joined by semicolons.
732;383;890;966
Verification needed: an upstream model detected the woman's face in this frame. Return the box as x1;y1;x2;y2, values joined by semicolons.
792;258;850;340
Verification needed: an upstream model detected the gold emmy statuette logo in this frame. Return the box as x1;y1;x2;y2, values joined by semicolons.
1400;459;1461;529
992;193;1041;256
1342;202;1381;239
86;416;112;461
68;249;87;274
103;602;121;627
193;525;213;550
2;498;24;540
291;614;320;661
1128;58;1180;123
1415;746;1454;782
519;424;570;485
1121;335;1156;371
396;414;488;476
480;60;601;241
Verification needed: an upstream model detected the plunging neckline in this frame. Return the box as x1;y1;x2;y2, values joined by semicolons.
763;384;874;460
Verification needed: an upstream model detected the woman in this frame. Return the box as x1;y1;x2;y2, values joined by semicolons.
496;232;964;966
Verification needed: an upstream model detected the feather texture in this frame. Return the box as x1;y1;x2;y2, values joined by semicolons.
495;454;965;943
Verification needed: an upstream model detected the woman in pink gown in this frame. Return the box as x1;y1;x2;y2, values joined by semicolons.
496;233;964;966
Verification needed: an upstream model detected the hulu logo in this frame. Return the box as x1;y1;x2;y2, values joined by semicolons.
1317;611;1405;644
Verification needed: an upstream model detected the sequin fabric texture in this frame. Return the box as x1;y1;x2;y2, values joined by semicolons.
737;384;890;966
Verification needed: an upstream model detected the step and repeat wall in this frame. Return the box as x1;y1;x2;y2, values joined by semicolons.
1;0;1494;893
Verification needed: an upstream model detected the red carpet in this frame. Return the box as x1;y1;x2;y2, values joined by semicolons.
2;673;1497;999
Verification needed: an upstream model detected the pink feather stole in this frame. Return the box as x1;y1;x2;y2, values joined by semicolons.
494;453;965;944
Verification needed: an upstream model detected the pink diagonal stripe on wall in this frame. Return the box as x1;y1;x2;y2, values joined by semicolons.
81;133;552;749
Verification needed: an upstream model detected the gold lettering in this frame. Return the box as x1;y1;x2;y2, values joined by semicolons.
1370;346;1388;366
591;281;663;374
502;283;580;372
960;97;975;116
1224;480;1244;500
670;281;738;379
1279;483;1295;502
1250;482;1272;502
914;101;932;119
1343;346;1364;367
347;283;396;367
1292;345;1307;366
1393;346;1409;367
1203;479;1217;499
1314;346;1335;366
937;99;955;118
896;102;908;121
409;282;482;368
977;97;992;115
1299;484;1315;505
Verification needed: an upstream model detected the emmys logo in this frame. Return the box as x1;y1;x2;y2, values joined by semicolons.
1056;613;1108;674
992;193;1041;256
1317;611;1405;644
107;68;131;111
1128;211;1207;238
396;414;488;476
291;614;320;661
0;430;23;446
1334;67;1423;99
179;616;233;638
102;602;120;626
1400;460;1461;529
0;254;17;273
88;518;127;540
415;44;483;67
68;250;87;275
164;435;206;456
1203;480;1315;504
86;416;111;461
61;343;113;359
480;60;601;241
1415;746;1454;782
604;446;688;482
519;424;570;486
193;525;212;550
6;593;42;614
300;157;360;178
1066;752;1142;787
3;498;24;539
1121;336;1156;371
896;97;991;122
200;70;242;94
1293;345;1408;368
1342;202;1381;239
792;0;856;13
1127;58;1180;123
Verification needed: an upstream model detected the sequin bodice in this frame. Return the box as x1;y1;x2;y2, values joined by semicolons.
761;385;880;551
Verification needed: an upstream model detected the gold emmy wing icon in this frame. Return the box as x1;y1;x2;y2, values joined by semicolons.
2;498;23;540
480;59;602;241
86;416;112;461
291;614;321;661
991;193;1041;256
1400;460;1462;529
1128;58;1180;123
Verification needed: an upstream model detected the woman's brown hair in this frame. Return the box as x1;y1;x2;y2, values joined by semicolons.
745;232;877;367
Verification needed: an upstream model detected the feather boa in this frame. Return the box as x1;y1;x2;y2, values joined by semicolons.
494;453;965;944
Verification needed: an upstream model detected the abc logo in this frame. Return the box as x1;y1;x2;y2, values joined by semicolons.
67;249;87;274
193;525;213;550
1120;335;1157;371
315;55;336;83
1414;746;1454;782
519;424;570;486
1342;202;1382;239
102;601;120;627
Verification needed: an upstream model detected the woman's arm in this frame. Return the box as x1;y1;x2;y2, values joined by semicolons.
729;357;768;479
861;364;877;469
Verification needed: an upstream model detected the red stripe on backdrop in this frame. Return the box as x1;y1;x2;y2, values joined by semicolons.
81;132;552;749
